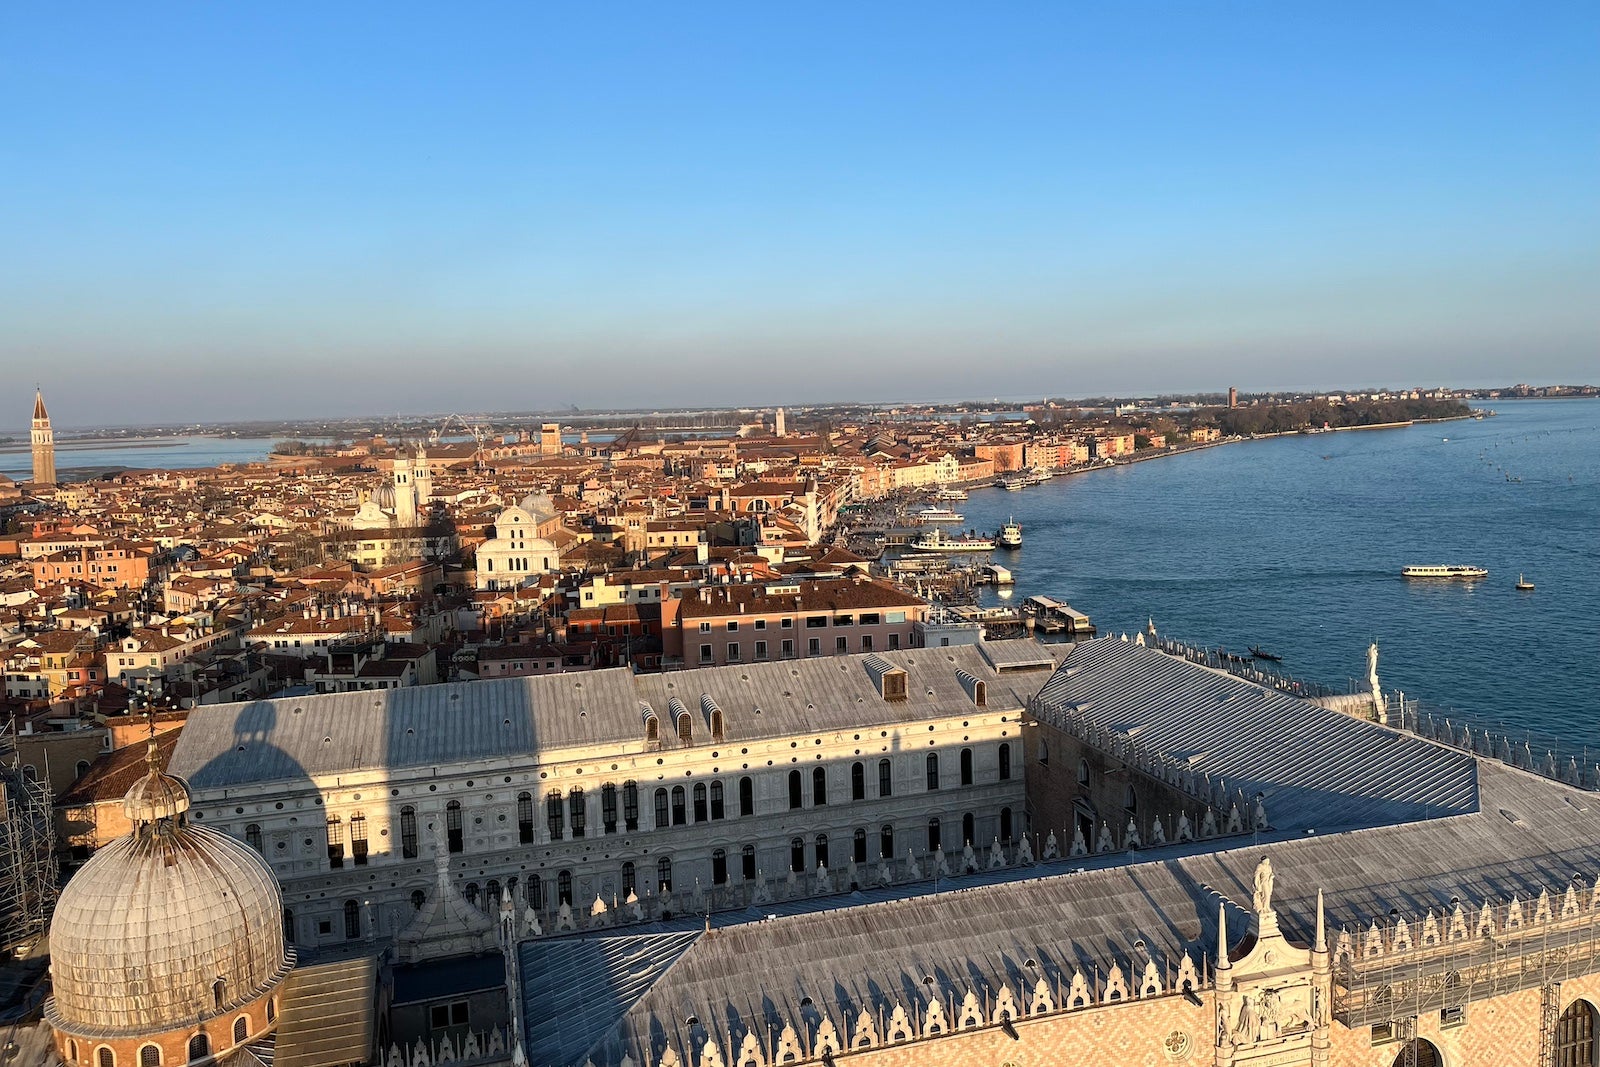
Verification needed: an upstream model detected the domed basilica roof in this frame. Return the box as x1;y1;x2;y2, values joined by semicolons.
46;740;292;1037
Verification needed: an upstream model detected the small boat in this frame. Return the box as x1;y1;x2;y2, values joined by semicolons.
1516;574;1535;591
907;528;995;552
997;518;1022;549
1248;646;1283;662
913;506;965;525
1402;565;1489;580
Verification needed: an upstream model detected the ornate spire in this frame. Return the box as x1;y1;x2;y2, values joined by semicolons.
1216;901;1231;970
33;388;48;421
1314;888;1327;953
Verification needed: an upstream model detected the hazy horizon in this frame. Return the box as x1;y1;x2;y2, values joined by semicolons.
5;3;1597;425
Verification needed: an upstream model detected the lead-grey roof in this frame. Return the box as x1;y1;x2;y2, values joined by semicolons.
168;643;1067;792
1034;637;1479;831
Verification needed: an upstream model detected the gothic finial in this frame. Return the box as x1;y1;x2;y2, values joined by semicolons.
1217;902;1231;969
1315;888;1327;953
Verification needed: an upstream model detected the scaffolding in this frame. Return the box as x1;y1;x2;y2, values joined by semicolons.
0;721;57;957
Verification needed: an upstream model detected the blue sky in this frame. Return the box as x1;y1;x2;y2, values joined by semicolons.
3;2;1597;424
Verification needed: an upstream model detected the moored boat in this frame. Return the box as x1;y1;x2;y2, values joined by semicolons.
996;473;1028;491
913;506;965;525
1516;574;1535;591
908;528;995;552
1401;564;1488;580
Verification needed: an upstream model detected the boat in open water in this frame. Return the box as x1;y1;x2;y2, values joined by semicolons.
1402;564;1489;580
997;518;1022;549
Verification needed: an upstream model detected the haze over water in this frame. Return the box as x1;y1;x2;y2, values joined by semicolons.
962;399;1600;752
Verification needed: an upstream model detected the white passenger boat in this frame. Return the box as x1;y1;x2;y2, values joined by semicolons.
914;506;965;525
1401;565;1488;579
909;528;995;552
997;518;1022;549
935;487;968;501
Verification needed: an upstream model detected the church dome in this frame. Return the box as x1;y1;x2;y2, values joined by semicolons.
372;480;397;511
46;742;292;1037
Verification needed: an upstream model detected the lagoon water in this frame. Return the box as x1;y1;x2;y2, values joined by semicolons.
0;436;288;480
960;399;1600;751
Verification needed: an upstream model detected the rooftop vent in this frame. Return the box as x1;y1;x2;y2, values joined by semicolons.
863;654;908;703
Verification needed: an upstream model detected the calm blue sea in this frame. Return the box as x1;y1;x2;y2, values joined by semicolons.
960;399;1600;751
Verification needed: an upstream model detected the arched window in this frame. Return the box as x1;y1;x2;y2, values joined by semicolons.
1557;1000;1596;1067
140;1046;161;1067
349;813;368;865
1000;807;1014;844
670;785;687;825
622;862;636;897
343;899;360;940
677;712;693;743
325;816;344;869
1124;785;1138;815
712;848;728;885
880;824;894;859
244;824;263;853
623;781;640;830
926;753;940;791
998;743;1012;781
851;762;866;801
927;818;942;852
710;708;725;742
790;837;806;873
1077;759;1090;787
853;828;868;864
188;1035;210;1062
568;789;586;838
232;1017;248;1045
558;869;573;905
266;999;275;1023
446;800;463;852
410;889;425;910
213;977;227;1011
21;765;37;782
400;806;418;858
485;879;501;907
516;793;534;843
465;882;480;908
1039;739;1049;765
693;783;708;822
68;1041;77;1064
788;769;803;810
960;748;974;786
878;759;893;797
812;767;827;806
645;715;659;744
98;1048;114;1067
962;812;975;847
654;788;669;828
815;833;829;869
601;783;618;833
709;780;725;819
657;856;672;892
527;874;543;909
1390;1040;1441;1067
738;776;754;817
546;792;565;840
741;844;756;881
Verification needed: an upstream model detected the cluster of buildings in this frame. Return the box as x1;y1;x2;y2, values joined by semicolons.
9;391;1600;1067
